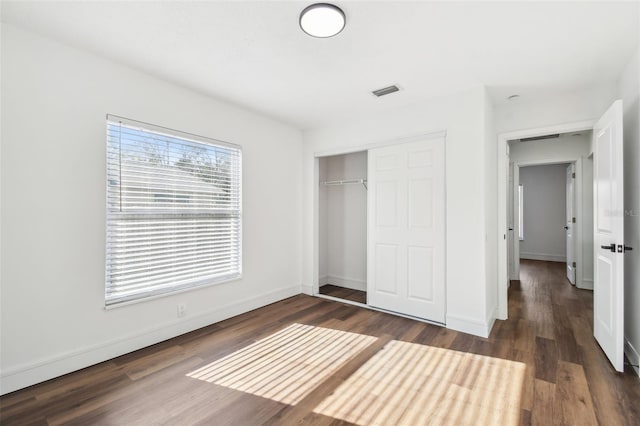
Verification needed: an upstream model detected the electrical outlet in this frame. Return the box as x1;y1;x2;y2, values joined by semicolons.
177;304;186;318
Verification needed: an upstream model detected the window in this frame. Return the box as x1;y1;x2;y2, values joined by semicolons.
518;184;524;241
106;115;242;306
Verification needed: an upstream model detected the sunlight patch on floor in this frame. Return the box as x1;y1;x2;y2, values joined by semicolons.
313;340;526;426
186;323;377;404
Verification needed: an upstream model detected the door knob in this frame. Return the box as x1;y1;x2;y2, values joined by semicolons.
564;226;569;230
624;246;633;252
601;243;616;252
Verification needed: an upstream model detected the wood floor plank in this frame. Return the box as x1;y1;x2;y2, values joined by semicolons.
553;361;598;426
531;379;555;426
514;319;536;354
318;285;366;304
534;336;558;384
513;349;536;412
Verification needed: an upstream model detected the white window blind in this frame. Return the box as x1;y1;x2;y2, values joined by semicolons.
106;115;242;306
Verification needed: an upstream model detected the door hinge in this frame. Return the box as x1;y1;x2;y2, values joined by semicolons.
572;261;577;268
572;172;576;178
572;217;576;223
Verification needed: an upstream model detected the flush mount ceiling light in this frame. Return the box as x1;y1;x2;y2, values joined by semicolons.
300;3;346;38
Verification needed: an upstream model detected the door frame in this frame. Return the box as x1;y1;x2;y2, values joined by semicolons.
566;162;577;285
497;120;595;319
312;131;447;315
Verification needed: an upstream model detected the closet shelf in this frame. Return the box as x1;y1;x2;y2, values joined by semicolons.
321;178;368;189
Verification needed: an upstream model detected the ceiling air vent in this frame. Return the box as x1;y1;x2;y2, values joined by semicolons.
372;85;400;97
519;134;560;142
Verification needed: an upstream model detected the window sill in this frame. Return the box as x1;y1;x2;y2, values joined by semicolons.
104;273;242;310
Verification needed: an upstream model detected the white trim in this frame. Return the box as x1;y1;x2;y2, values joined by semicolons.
312;156;321;297
486;305;498;335
578;278;594;290
315;293;368;309
318;275;329;286
324;275;366;291
104;274;243;310
313;130;447;158
497;119;596;320
500;120;596;142
446;313;492;338
520;252;567;262
301;284;314;295
0;284;301;395
315;294;445;327
624;338;640;377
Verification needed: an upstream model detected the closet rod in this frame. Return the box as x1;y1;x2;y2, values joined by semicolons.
321;178;367;190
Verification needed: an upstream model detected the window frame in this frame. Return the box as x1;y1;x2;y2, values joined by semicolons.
105;115;242;307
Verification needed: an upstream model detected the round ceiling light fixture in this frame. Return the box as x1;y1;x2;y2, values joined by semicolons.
300;3;346;38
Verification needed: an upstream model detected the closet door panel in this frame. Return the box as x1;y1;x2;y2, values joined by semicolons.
374;244;398;295
367;136;445;323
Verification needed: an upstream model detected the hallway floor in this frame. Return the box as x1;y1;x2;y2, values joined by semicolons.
504;259;640;424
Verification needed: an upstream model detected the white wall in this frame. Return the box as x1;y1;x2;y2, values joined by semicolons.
495;85;618;134
0;24;303;394
618;40;640;375
319;152;367;291
303;87;493;337
518;164;568;262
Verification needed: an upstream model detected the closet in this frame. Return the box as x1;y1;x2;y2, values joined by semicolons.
318;151;368;304
317;135;446;324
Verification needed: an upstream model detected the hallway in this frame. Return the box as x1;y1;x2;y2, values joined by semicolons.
504;259;640;424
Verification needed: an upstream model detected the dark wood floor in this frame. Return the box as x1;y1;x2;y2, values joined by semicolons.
1;260;639;425
319;284;367;304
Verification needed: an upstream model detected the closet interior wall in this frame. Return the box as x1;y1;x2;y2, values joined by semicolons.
318;152;368;292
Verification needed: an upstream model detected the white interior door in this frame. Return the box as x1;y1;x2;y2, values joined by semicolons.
367;137;445;323
593;100;624;372
566;164;576;285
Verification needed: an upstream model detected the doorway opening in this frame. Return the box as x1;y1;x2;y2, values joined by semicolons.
318;151;368;305
498;101;625;372
506;131;594;291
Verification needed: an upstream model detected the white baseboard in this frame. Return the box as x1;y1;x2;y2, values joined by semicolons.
520;252;566;262
324;275;366;291
301;284;314;295
318;275;329;286
446;313;492;338
624;338;640;377
0;284;301;395
578;278;594;290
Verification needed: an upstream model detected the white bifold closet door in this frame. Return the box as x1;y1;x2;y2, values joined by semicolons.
367;136;445;323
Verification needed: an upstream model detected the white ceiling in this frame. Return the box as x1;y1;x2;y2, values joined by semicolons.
2;1;638;130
